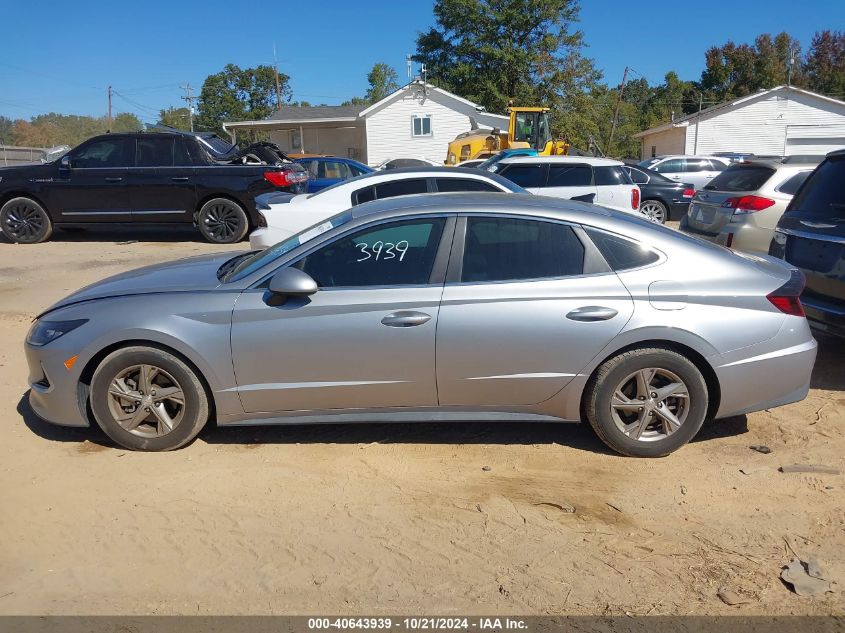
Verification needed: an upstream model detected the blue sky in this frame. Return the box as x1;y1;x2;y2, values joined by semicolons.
1;0;842;123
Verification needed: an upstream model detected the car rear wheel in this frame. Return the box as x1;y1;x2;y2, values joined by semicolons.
90;346;209;451
1;197;53;243
197;198;248;244
640;199;668;224
584;347;708;457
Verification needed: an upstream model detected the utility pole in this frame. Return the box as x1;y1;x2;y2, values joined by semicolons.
181;83;197;132
787;46;797;86
606;66;629;156
693;92;704;154
273;42;283;110
107;85;113;132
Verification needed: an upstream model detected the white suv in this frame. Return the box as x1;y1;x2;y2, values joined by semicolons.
638;155;731;189
495;156;641;214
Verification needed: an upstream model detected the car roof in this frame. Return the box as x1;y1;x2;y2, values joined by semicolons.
649;155;729;160
498;155;623;166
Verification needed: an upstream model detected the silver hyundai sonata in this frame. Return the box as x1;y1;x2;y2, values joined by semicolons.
25;193;817;457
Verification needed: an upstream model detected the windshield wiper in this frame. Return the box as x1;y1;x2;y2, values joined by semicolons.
217;252;256;281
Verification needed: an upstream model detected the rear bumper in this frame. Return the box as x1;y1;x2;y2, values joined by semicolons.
713;318;817;418
679;216;719;242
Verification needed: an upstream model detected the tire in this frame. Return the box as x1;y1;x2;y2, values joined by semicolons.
197;198;248;244
1;197;53;243
584;347;709;457
90;346;209;451
639;199;668;224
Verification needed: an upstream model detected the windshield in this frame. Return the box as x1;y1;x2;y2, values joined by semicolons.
638;158;660;169
223;211;354;282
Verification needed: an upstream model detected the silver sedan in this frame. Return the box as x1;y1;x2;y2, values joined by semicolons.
24;193;817;456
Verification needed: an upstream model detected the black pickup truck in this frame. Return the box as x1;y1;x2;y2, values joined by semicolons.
0;131;308;244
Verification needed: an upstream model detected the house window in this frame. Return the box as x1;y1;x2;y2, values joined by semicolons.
651;145;656;158
412;115;432;137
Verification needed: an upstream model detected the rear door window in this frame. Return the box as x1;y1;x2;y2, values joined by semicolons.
135;137;175;167
319;161;350;180
789;158;845;218
498;163;546;188
547;164;592;187
684;159;711;172
703;165;776;191
460;217;584;282
435;178;500;192
626;167;650;184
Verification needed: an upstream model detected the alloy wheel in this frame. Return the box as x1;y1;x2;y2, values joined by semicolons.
202;203;243;242
4;202;46;241
640;201;666;224
609;367;690;441
106;364;186;438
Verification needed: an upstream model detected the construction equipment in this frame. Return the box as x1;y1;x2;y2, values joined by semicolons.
445;107;569;165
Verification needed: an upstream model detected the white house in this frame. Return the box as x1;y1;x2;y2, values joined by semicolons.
222;80;509;166
634;86;845;159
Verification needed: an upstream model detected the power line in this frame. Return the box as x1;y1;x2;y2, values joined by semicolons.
181;83;197;132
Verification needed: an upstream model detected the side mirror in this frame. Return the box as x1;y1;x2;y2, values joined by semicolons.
60;155;72;169
268;267;318;298
570;193;596;204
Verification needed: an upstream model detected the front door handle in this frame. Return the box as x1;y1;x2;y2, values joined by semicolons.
105;177;123;182
171;176;189;182
566;306;618;322
381;311;432;327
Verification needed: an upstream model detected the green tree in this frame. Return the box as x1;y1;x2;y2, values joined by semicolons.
112;112;143;133
804;30;845;94
340;96;369;107
0;116;14;144
365;63;400;103
413;0;597;115
157;106;192;131
195;64;290;139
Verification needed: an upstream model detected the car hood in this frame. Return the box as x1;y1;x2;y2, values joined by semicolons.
40;251;240;316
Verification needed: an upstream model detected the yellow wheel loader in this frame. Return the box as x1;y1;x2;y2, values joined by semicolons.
444;107;569;165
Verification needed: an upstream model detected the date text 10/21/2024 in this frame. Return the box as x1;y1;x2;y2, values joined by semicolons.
307;617;529;630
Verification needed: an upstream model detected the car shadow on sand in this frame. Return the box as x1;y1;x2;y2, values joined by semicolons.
0;225;209;245
810;333;845;392
17;392;749;456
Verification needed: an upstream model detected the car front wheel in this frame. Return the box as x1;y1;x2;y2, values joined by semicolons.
1;197;53;243
197;198;248;244
90;346;209;451
584;347;709;457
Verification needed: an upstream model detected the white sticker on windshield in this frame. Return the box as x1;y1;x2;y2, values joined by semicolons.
298;221;335;244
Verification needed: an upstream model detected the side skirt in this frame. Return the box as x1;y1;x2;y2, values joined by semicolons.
217;409;577;427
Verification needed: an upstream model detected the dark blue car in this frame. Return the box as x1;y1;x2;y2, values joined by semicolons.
294;157;373;193
770;149;845;339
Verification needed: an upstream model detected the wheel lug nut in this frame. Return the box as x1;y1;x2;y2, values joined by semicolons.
155;401;161;407
638;407;643;411
151;390;156;396
144;407;150;412
139;391;144;396
651;392;657;398
134;400;140;406
639;396;646;400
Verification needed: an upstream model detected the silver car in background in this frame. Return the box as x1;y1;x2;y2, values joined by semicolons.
25;193;816;457
680;159;819;253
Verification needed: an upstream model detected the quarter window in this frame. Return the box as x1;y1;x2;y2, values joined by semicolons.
295;218;446;288
72;138;133;168
460;217;584;283
594;166;631;186
547;164;593;187
585;228;660;271
412;116;432;137
776;171;811;196
435;178;500;192
626;167;650;184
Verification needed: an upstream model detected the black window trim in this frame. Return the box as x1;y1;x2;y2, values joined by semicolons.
251;213;457;291
444;213;611;285
351;177;435;206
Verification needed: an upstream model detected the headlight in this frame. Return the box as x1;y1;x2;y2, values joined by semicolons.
26;319;88;347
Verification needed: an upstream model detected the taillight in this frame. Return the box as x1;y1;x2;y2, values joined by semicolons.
766;270;806;317
682;188;695;198
631;188;640;210
722;195;775;214
264;169;307;187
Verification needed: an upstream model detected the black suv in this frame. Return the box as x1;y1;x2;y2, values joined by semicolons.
769;150;845;338
0;132;308;244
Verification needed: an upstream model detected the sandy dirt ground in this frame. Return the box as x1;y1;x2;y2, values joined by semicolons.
0;225;842;616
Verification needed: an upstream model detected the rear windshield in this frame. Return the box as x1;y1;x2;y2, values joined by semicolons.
788;158;845;218
703;165;776;191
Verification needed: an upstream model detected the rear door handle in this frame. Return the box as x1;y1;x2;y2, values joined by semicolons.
566;306;618;322
171;176;189;182
381;311;432;327
104;177;123;182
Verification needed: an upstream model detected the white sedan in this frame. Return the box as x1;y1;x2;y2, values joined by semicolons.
249;167;528;249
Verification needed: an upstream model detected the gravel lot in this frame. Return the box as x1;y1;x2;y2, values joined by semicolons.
0;225;843;615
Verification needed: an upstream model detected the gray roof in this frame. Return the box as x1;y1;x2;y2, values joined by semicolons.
267;105;364;121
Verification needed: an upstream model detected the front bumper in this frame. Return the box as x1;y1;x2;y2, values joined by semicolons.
25;339;90;427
